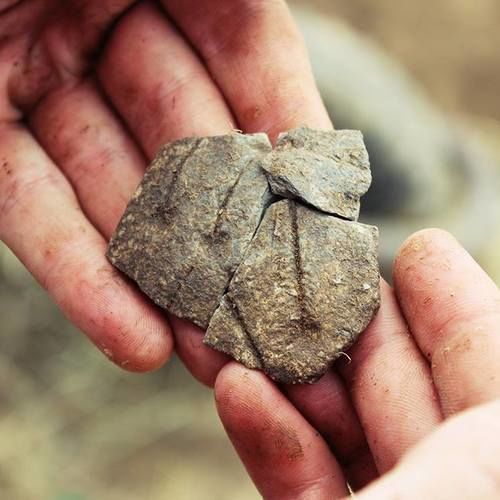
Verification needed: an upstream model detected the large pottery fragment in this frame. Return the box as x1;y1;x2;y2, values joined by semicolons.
108;128;380;383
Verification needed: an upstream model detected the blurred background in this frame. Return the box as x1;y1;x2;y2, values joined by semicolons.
1;1;500;498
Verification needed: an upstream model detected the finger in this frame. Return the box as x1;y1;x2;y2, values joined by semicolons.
63;0;137;53
393;228;500;416
338;281;443;474
0;123;173;371
286;372;378;490
98;1;234;159
170;316;229;387
97;1;237;382
357;399;500;500
30;78;146;239
162;0;332;139
215;363;348;500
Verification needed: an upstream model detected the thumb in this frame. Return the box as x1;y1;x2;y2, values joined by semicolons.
357;399;500;500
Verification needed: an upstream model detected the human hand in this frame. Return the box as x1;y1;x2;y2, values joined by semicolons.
4;3;498;497
0;0;330;371
213;229;500;499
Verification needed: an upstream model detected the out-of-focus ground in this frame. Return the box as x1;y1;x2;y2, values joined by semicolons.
1;2;500;499
294;0;500;122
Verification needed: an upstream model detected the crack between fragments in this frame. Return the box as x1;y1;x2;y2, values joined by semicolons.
206;156;346;356
218;185;278;299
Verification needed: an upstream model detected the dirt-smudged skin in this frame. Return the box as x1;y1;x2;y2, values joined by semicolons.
204;199;380;384
107;133;273;329
107;128;381;384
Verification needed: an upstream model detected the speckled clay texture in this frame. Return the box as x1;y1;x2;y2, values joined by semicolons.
108;128;380;384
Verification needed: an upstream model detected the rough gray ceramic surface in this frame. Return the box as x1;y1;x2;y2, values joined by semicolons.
107;134;272;329
108;128;380;383
204;200;380;384
264;128;371;220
